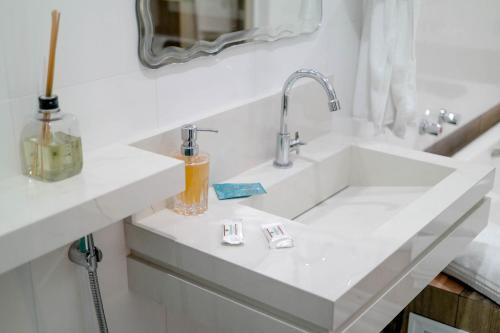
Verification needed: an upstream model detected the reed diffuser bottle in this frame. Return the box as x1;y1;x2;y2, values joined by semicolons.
21;96;83;181
20;10;83;182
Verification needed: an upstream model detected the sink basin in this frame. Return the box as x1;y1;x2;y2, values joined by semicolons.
243;145;452;234
126;133;494;333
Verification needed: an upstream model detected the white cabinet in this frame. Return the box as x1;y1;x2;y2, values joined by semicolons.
127;257;309;333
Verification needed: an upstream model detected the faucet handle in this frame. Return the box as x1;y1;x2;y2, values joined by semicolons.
439;109;460;125
419;118;443;136
290;131;306;154
196;128;219;134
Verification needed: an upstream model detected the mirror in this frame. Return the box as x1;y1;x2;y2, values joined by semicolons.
137;0;322;68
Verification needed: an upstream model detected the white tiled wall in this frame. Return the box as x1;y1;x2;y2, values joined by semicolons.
0;265;38;333
0;0;362;180
0;101;18;178
0;51;8;102
0;1;363;332
386;0;500;150
335;0;500;151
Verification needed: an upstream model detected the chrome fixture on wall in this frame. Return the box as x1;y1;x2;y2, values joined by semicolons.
274;69;340;168
69;234;109;333
419;108;460;136
419;118;443;136
439;109;460;125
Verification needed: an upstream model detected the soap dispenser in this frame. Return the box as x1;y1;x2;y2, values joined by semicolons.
173;124;218;216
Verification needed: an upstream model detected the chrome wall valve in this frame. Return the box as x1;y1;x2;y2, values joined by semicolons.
439;109;460;125
419;118;443;136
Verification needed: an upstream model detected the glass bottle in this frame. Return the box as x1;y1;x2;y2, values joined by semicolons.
20;95;83;182
173;124;218;216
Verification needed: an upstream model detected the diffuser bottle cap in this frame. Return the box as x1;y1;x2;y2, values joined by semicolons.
38;95;60;113
180;124;218;157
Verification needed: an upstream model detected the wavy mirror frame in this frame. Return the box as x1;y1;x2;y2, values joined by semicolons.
136;0;322;68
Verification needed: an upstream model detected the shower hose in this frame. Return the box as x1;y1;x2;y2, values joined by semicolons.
70;234;109;333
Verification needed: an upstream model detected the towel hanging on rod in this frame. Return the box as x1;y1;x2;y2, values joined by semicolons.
353;0;421;138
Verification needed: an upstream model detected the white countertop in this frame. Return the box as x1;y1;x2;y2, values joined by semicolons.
127;133;494;332
0;144;184;275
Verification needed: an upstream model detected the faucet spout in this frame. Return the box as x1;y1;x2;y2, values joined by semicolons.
274;69;341;168
279;69;340;134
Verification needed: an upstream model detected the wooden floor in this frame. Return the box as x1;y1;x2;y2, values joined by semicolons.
382;274;500;333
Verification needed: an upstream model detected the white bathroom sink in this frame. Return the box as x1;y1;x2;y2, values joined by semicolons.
126;133;494;333
243;145;452;233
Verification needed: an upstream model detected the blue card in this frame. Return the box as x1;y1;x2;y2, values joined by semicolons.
213;183;267;200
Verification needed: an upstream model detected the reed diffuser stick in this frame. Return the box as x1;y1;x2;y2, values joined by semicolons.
42;10;61;145
46;10;60;97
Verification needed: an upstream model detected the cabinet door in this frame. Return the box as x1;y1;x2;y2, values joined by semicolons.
128;257;309;333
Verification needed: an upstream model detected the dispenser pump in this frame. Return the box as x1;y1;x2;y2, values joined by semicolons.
180;124;218;156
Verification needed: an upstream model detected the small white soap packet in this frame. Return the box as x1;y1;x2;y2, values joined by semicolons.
262;223;294;249
222;219;244;245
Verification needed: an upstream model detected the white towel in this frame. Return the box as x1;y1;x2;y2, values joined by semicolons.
353;0;420;138
445;221;500;305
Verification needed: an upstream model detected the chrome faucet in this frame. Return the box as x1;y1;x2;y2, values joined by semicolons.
274;69;341;168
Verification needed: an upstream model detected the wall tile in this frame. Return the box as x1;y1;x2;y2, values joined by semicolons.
0;0;43;98
0;101;19;180
0;0;138;99
253;30;330;96
94;223;167;333
324;0;363;116
418;0;500;50
251;0;362;124
416;0;500;86
11;73;158;152
0;265;38;333
250;1;336;99
29;223;166;333
156;44;258;127
135;79;332;184
0;50;8;102
119;0;146;73
30;248;90;333
45;0;136;88
66;73;158;151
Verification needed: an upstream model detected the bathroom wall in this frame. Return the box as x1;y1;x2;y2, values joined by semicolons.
368;0;500;150
0;1;363;332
